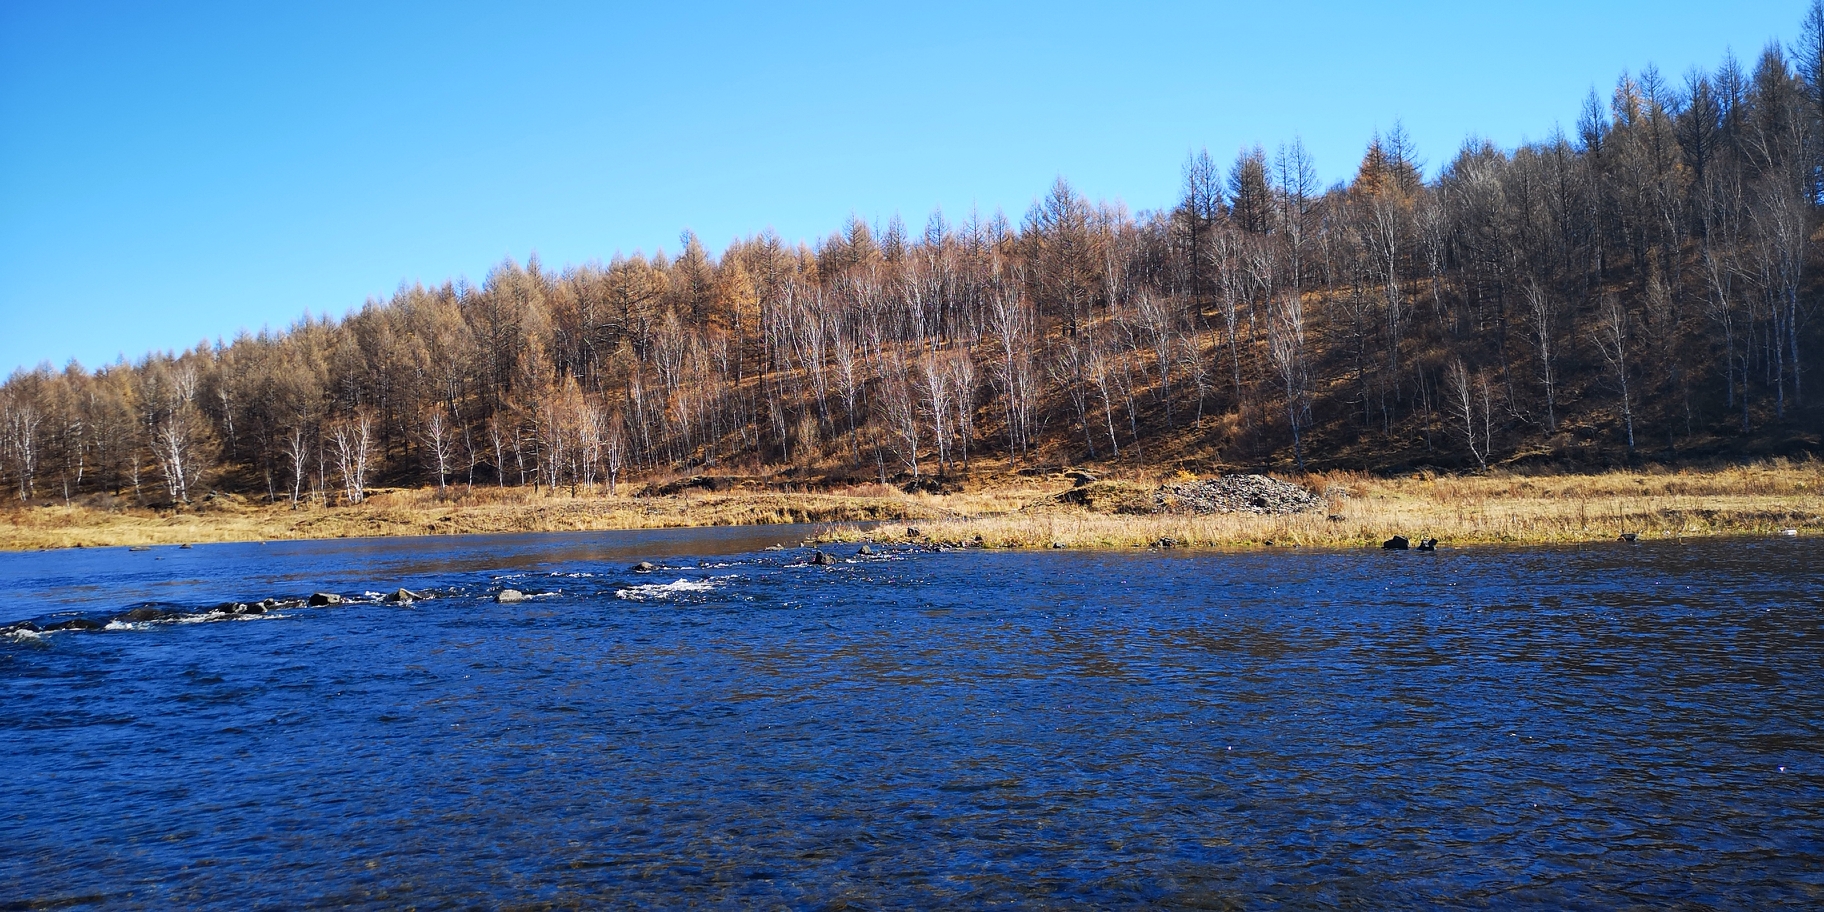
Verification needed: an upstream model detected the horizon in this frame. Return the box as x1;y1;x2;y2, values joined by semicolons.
0;0;1806;376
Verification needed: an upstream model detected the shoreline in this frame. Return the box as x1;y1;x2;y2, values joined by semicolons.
2;464;1819;553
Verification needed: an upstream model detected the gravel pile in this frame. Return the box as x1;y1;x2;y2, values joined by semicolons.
1152;474;1323;515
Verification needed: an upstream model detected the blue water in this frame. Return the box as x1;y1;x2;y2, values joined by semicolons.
3;531;1821;909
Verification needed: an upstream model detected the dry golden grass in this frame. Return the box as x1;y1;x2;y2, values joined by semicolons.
0;480;1046;551
814;459;1824;551
3;461;1818;552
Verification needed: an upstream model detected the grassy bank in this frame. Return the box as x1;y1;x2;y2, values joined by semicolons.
2;462;1819;552
0;482;1041;551
814;461;1824;550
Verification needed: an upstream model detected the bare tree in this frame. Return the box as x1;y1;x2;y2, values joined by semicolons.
1268;291;1309;470
1446;359;1490;469
877;349;920;477
280;425;310;507
330;410;376;504
987;286;1037;459
421;405;457;490
1524;282;1561;432
949;347;979;469
1593;295;1637;454
1;380;43;501
151;403;208;503
604;410;627;495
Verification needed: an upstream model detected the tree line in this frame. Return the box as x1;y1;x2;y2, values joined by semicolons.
5;9;1824;506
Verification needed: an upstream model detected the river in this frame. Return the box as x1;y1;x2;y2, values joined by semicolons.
2;530;1820;908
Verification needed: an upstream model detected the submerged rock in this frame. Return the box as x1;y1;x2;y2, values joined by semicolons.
307;592;343;607
45;618;105;631
495;589;527;604
1382;535;1410;551
632;561;656;573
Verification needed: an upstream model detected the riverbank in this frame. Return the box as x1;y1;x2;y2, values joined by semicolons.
2;461;1819;551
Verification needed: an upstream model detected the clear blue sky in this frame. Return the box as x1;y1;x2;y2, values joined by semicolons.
0;1;1807;376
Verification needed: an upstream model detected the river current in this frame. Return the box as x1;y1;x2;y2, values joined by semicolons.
2;530;1820;909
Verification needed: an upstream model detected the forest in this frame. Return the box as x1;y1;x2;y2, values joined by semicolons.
4;13;1824;507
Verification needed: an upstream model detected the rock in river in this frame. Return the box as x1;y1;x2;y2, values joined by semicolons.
307;592;343;606
632;561;656;573
810;551;836;566
45;618;106;631
1382;535;1410;551
496;589;527;604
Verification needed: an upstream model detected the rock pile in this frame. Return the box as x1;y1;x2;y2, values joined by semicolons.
1152;475;1323;516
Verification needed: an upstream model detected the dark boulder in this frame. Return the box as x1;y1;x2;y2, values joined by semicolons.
810;550;836;566
1158;537;1177;548
307;592;343;607
1618;532;1639;543
1382;535;1410;551
4;621;41;635
857;545;874;556
119;607;170;623
1416;538;1438;552
904;527;921;538
384;588;422;604
46;618;106;631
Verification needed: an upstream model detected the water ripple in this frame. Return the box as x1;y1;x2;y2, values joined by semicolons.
0;532;1820;908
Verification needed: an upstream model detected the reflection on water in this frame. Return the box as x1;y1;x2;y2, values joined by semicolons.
2;531;1821;908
